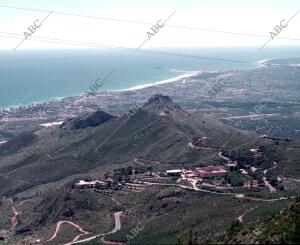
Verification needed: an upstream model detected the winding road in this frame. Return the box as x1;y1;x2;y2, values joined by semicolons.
262;162;278;193
133;158;146;166
219;151;279;194
263;177;277;193
218;151;232;162
144;181;294;202
188;142;212;150
8;199;19;231
45;221;89;244
69;211;123;244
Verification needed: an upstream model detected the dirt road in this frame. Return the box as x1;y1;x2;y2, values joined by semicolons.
282;177;300;183
263;177;277;193
69;211;123;244
223;113;280;119
237;206;258;223
8;199;19;230
218;152;231;162
100;236;125;245
188;142;213;150
45;221;89;244
144;181;294;202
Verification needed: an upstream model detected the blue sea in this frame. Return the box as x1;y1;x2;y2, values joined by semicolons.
0;47;300;109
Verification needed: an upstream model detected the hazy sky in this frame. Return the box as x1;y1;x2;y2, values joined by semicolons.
0;0;299;50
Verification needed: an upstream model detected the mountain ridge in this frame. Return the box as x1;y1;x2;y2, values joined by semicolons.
0;94;254;196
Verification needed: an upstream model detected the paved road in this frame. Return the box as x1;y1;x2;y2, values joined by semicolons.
144;181;237;196
70;211;123;244
218;151;231;162
111;211;122;233
144;181;294;202
263;177;277;193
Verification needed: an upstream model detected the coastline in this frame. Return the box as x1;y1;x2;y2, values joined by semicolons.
0;56;299;143
257;58;300;68
1;46;300;110
257;58;272;67
0;71;201;110
0;58;277;111
0;56;291;111
113;71;201;92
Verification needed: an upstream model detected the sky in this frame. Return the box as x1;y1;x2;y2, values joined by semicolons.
0;0;299;50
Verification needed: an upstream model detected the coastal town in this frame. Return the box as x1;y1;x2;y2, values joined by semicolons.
0;56;299;244
0;0;299;241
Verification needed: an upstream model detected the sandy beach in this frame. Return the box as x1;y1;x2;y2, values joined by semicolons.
114;71;201;92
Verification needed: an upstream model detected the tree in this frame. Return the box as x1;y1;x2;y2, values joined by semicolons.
227;220;242;236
